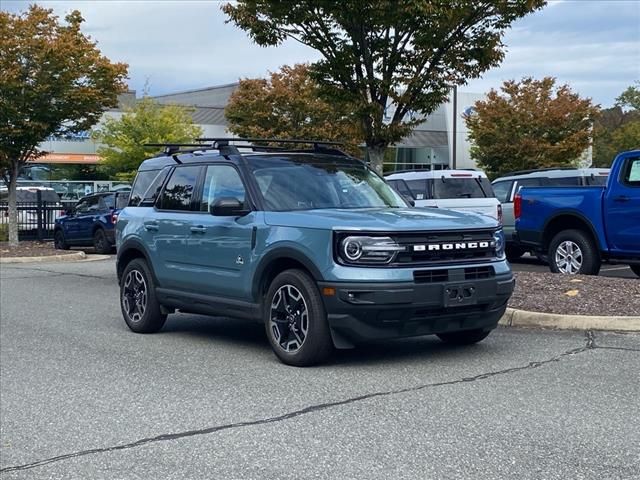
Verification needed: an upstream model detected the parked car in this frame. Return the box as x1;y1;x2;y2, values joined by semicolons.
385;169;501;221
54;191;129;253
515;150;640;277
116;140;513;366
492;167;610;260
0;186;63;231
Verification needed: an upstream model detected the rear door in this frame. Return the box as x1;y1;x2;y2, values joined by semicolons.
151;165;204;290
604;156;640;253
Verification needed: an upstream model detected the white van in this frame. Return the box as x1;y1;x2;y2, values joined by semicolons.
385;169;501;220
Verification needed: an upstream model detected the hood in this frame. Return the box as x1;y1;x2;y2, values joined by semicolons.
264;207;499;232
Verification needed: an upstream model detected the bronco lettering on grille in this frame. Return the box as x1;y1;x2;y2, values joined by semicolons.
413;241;491;252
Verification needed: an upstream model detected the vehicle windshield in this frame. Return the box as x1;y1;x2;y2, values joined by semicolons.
433;176;494;199
249;156;407;211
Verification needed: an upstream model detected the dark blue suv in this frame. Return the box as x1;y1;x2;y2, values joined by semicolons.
116;140;513;366
55;192;128;253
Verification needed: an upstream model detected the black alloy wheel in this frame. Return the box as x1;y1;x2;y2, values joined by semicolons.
120;258;166;333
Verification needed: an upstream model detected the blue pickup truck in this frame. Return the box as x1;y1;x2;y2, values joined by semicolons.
515;150;640;277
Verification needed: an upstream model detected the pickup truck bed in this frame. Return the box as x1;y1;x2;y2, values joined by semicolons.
515;150;640;276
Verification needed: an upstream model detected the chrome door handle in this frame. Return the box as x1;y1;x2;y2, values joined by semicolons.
190;225;207;234
144;222;159;231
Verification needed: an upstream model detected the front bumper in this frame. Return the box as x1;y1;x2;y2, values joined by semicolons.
319;272;514;346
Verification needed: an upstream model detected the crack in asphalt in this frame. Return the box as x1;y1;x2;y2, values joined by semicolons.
0;331;600;474
1;265;109;280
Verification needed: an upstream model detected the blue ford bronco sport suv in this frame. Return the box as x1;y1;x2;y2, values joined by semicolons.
116;139;513;366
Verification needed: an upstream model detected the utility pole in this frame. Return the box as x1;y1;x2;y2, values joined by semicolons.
452;85;457;169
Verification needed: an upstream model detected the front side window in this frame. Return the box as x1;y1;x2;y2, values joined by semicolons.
158;166;201;211
623;158;640;187
250;156;406;211
201;165;247;211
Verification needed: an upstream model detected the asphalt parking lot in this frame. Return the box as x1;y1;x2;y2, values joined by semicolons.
1;258;639;479
510;254;637;279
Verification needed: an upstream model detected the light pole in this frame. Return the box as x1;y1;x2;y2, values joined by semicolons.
452;85;457;170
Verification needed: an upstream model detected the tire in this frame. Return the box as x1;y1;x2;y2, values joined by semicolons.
437;328;492;345
54;230;69;250
120;258;167;333
548;229;600;275
93;228;112;254
264;269;333;367
631;265;640;278
505;245;525;261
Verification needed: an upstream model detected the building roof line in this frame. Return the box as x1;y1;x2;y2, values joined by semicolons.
151;82;240;99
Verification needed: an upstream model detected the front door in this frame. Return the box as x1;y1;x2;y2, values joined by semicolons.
604;156;640;254
186;164;255;301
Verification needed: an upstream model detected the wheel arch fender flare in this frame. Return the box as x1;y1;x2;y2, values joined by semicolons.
542;211;602;252
251;247;324;302
116;238;158;286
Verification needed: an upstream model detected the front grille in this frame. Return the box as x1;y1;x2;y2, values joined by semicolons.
414;269;449;283
465;266;495;280
393;229;496;266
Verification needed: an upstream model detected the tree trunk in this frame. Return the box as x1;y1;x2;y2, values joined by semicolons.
7;162;19;247
367;145;387;175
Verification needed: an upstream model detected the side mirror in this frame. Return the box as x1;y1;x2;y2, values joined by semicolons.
65;208;73;216
209;197;249;217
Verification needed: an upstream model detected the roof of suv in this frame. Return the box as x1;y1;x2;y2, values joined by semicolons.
494;167;609;183
137;139;361;172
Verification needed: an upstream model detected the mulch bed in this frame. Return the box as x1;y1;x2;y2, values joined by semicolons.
0;241;70;258
510;271;640;317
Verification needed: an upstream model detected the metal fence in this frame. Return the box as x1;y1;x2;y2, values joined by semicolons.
0;195;77;241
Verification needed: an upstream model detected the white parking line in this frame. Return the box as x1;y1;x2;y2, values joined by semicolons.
601;266;631;271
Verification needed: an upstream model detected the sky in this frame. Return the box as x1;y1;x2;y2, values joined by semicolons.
3;0;639;107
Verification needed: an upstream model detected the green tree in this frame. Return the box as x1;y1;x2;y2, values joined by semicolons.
94;97;203;182
225;64;363;155
593;82;640;167
0;5;128;246
465;77;599;178
615;81;640;111
223;0;545;173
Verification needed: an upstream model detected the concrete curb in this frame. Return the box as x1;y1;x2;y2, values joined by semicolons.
0;251;86;264
499;307;640;332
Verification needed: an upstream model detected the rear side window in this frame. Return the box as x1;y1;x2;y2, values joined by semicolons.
102;194;115;209
433;177;490;199
158;166;201;211
492;181;512;203
547;176;581;186
514;178;543;195
129;168;170;206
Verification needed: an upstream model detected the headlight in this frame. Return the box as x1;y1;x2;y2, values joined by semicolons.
493;229;505;259
339;236;405;264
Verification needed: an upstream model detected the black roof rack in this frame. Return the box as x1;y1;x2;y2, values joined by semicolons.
196;137;349;157
144;138;351;162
